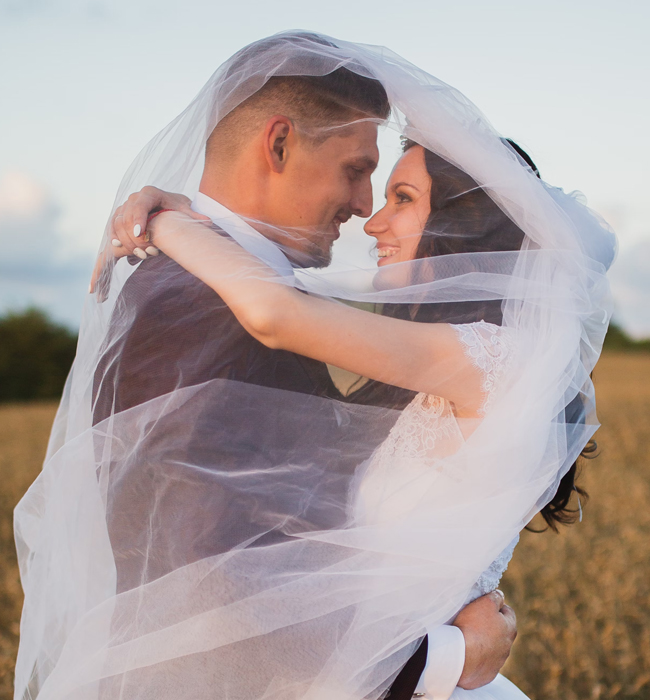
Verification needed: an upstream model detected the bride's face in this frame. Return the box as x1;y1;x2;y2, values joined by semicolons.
364;145;431;266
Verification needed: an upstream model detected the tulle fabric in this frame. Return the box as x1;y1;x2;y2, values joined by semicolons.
13;31;615;700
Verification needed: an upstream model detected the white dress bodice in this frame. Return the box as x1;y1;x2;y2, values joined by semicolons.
356;321;518;602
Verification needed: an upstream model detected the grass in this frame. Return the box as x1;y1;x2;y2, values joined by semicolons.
0;353;648;699
0;402;58;699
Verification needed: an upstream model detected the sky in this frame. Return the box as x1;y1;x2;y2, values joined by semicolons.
1;0;649;335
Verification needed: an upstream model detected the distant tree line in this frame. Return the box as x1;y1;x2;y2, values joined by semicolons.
0;309;78;402
0;309;647;403
602;323;650;352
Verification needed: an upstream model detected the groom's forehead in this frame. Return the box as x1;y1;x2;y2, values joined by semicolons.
329;122;380;166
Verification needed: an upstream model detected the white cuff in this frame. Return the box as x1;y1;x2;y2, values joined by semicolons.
413;625;465;700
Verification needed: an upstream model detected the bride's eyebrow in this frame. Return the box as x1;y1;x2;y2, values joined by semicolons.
384;181;421;197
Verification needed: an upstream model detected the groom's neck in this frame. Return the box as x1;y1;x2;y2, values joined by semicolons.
199;161;263;223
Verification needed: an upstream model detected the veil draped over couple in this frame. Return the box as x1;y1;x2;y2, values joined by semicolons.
14;31;616;700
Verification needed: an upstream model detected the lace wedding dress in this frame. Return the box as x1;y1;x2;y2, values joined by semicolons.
356;321;528;700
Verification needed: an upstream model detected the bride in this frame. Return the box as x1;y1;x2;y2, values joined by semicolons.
13;31;615;700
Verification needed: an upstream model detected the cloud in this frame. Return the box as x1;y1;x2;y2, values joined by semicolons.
609;239;650;339
0;171;94;328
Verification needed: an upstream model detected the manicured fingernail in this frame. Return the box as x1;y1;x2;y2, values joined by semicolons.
133;224;142;237
111;238;123;247
133;248;147;260
145;246;159;256
88;284;92;293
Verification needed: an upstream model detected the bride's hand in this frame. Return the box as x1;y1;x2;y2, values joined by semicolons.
112;187;194;252
110;187;205;260
113;209;206;257
89;188;208;294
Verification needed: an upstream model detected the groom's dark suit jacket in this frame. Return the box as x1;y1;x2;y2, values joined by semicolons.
93;253;427;699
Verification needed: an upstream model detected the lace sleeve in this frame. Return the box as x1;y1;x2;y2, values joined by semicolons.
451;321;515;414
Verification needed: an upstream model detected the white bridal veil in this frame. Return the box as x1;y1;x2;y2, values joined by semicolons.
14;31;615;700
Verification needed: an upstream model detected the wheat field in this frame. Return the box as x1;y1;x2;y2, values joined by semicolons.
0;353;648;699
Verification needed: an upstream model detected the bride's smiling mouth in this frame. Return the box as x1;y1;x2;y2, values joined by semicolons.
376;243;400;264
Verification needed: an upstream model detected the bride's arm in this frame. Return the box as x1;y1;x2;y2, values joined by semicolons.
143;212;486;415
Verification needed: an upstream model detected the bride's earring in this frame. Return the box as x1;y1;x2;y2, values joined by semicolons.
573;486;583;523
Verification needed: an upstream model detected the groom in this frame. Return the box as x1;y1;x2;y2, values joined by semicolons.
94;33;516;700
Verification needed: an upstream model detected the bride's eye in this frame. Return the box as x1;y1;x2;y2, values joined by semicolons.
396;190;412;204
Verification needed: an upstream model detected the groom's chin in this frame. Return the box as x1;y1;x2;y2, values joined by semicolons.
310;251;333;269
289;245;333;269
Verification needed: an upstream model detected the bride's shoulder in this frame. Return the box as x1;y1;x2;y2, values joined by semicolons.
450;321;515;367
449;321;517;412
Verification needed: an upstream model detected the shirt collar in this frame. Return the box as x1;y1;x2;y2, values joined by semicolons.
191;192;294;279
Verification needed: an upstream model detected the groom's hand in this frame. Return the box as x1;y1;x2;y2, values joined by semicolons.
453;590;517;690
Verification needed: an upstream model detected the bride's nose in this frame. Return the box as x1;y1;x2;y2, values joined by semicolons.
363;206;389;238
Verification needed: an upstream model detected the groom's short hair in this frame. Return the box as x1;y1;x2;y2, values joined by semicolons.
207;33;390;162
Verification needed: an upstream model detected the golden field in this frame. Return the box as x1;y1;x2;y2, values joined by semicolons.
501;353;650;699
0;353;648;699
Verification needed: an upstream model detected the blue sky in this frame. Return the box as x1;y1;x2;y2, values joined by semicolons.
1;0;648;335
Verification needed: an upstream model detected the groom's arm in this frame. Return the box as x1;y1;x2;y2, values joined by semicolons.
417;591;517;698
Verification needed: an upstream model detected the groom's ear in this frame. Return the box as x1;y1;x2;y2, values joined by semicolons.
263;116;293;174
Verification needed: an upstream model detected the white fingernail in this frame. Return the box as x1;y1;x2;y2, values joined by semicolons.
133;248;147;260
145;246;160;256
133;224;142;237
111;238;123;247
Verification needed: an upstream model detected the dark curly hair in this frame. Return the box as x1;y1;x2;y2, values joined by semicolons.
347;138;594;531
